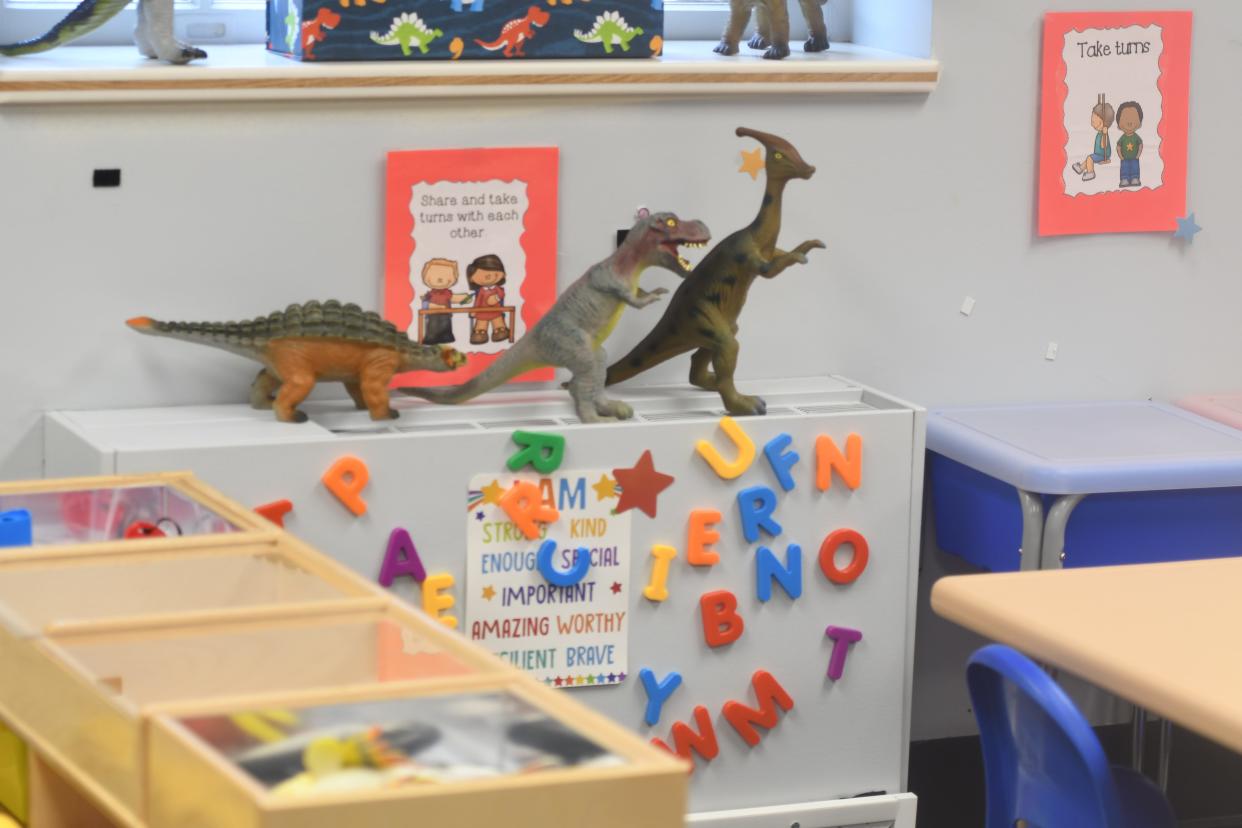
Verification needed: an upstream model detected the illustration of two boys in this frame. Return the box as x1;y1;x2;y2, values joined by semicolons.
419;255;509;346
1072;93;1145;187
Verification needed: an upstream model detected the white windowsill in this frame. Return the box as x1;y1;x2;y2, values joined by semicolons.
0;40;938;104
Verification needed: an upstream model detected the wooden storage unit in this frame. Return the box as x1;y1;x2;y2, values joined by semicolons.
0;474;686;828
0;722;27;822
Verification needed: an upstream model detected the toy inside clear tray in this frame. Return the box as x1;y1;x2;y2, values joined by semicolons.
147;681;680;828
0;473;267;546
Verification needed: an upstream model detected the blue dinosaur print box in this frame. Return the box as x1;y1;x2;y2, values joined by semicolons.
267;0;663;60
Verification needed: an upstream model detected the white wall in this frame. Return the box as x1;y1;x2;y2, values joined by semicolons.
2;0;1240;739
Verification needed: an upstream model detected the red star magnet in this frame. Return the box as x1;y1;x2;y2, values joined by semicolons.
612;450;675;518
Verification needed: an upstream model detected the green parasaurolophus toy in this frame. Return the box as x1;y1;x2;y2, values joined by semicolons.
604;127;825;416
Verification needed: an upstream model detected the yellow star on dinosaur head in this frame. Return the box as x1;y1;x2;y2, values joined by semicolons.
592;473;618;501
481;480;506;505
482;585;496;601
739;148;764;180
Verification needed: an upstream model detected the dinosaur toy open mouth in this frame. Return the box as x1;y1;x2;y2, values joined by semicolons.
661;238;709;272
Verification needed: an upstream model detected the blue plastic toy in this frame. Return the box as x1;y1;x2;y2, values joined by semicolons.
755;544;802;601
536;540;591;587
736;485;782;543
967;644;1176;828
762;433;800;492
639;668;683;726
0;509;31;548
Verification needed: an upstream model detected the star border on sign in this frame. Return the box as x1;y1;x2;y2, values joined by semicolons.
592;473;618;501
481;479;506;505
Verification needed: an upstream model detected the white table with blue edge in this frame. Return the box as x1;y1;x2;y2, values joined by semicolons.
926;399;1242;790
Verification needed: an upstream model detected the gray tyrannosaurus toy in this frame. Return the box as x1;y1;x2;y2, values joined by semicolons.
399;210;711;423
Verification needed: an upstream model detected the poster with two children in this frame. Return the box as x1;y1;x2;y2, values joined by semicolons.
1038;11;1192;237
383;147;558;386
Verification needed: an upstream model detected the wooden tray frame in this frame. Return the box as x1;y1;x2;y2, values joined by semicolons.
147;677;685;828
0;473;686;827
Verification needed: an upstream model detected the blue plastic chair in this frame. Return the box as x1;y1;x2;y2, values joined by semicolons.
967;644;1176;828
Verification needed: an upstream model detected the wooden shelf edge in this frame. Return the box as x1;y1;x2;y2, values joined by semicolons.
0;41;939;104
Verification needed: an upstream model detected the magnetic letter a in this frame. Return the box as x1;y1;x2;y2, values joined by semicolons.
379;527;426;587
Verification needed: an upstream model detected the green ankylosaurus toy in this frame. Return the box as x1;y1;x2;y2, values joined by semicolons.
370;12;444;56
400;211;710;423
128;300;466;424
604;128;825;416
574;11;644;54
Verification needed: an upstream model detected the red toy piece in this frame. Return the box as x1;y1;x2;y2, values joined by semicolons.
650;705;718;772
254;499;293;527
612;450;675;518
722;670;794;747
818;528;869;585
700;589;744;647
124;521;166;539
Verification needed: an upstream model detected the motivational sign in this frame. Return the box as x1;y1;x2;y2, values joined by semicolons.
383;146;557;385
1038;11;1191;236
465;470;631;687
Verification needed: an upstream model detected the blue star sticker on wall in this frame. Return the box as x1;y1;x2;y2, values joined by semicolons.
1174;213;1202;241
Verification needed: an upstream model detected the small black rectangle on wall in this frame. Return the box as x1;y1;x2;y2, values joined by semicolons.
93;169;121;188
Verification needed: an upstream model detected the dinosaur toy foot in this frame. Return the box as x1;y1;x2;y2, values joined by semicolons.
724;394;767;416
595;399;634;420
276;410;310;424
712;40;739;55
370;409;401;421
761;43;790;59
153;44;208;64
747;33;769;49
804;34;829;52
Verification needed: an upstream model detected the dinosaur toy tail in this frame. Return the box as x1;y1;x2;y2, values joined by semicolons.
126;316;157;331
398;338;542;404
0;0;131;55
125;314;267;362
604;328;686;387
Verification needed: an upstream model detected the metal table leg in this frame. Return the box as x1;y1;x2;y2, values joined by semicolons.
1132;705;1147;772
1016;489;1045;572
1040;494;1085;569
1158;718;1173;792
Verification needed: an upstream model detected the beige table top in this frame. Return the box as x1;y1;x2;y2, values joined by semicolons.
931;558;1242;755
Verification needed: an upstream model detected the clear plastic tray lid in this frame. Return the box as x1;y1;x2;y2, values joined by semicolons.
0;484;238;546
177;691;625;797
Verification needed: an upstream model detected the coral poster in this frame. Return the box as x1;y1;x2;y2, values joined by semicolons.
384;147;557;386
465;471;631;688
1038;11;1192;236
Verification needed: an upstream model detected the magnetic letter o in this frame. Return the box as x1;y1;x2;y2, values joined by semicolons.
818;528;869;585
